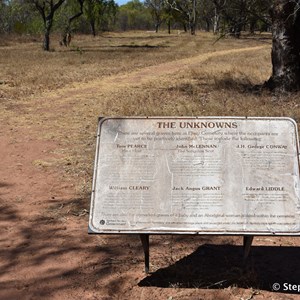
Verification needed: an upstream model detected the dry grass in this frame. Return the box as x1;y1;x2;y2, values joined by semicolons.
1;31;299;194
0;31;267;101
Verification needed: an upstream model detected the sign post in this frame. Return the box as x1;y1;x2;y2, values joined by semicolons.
89;117;300;273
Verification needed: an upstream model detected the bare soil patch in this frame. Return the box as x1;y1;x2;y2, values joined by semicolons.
1;32;300;299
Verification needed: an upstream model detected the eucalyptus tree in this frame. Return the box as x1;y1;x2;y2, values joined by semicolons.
0;0;41;34
267;0;300;91
213;0;249;37
212;0;271;36
0;0;8;33
165;0;198;34
30;0;89;50
56;0;85;45
197;0;215;32
31;0;66;50
164;0;173;33
144;0;164;32
211;0;300;91
84;0;117;36
117;0;152;31
246;0;271;33
212;0;300;91
64;0;84;35
211;0;225;33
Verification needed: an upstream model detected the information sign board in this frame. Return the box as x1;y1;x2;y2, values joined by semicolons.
89;117;300;235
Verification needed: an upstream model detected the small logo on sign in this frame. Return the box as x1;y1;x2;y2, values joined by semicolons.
100;220;106;225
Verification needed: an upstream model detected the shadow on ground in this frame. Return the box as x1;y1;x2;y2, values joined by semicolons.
139;244;300;294
0;193;143;298
63;43;169;53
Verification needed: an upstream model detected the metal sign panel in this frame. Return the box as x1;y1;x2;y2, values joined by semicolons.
88;117;300;235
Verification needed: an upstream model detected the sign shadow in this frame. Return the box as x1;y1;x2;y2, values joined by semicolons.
139;244;300;293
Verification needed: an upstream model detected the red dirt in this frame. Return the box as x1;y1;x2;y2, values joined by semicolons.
1;46;300;300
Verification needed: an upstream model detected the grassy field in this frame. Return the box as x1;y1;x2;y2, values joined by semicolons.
0;31;272;99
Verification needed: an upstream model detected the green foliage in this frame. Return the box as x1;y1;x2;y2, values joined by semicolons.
0;1;10;33
54;1;82;32
145;0;170;32
0;0;273;35
0;0;42;34
213;0;272;36
83;0;118;35
117;0;152;31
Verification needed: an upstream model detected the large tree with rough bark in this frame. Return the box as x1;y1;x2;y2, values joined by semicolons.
267;0;300;91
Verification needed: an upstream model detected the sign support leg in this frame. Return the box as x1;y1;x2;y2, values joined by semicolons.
243;235;254;259
140;234;150;273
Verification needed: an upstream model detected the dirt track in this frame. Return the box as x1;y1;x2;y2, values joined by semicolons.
35;45;268;97
1;44;300;300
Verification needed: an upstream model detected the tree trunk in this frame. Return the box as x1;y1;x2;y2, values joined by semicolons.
191;0;196;35
190;22;196;35
43;31;50;51
213;7;220;34
267;0;300;91
90;20;96;37
205;18;210;32
43;20;51;51
233;23;242;38
249;19;256;34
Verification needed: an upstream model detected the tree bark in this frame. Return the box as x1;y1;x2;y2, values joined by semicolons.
43;30;50;51
191;0;196;35
190;22;196;35
205;18;210;32
43;19;52;51
90;20;96;37
168;19;171;34
267;0;300;91
213;7;220;34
